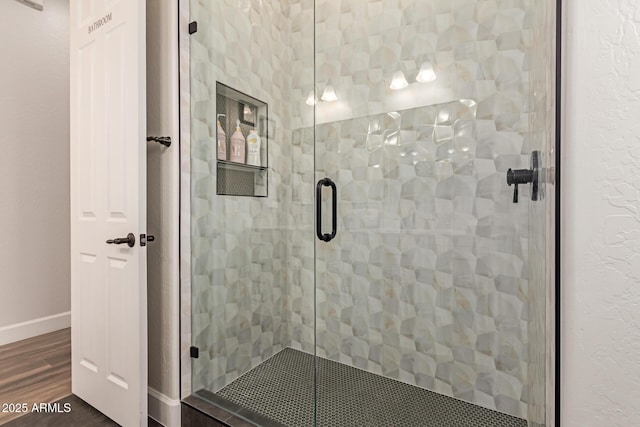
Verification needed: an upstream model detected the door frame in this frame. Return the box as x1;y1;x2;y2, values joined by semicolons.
178;0;193;400
555;0;563;425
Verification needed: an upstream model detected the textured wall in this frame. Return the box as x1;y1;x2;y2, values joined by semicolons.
0;0;70;331
563;1;640;426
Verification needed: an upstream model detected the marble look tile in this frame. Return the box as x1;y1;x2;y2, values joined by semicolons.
182;0;551;422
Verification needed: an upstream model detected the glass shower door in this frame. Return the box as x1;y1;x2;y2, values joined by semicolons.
186;0;555;425
311;0;555;426
188;1;315;426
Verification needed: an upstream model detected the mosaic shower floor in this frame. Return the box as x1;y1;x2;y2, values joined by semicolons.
205;348;527;427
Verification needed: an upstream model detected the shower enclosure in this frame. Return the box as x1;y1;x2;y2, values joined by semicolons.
181;0;557;426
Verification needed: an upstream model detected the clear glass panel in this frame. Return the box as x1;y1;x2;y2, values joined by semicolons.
527;2;557;425
187;0;555;425
188;1;314;425
312;0;555;426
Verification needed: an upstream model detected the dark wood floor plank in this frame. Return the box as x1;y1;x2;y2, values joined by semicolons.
0;329;72;425
4;341;70;364
0;355;50;387
0;328;69;351
0;371;71;424
0;334;71;363
0;329;70;362
0;329;161;426
1;362;70;395
2;395;118;427
0;386;72;424
0;366;53;393
42;351;71;368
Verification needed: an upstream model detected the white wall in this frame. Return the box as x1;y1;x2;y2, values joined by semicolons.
146;1;181;426
563;1;640;425
0;0;70;342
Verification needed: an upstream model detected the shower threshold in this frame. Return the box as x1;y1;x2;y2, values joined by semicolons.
192;348;527;427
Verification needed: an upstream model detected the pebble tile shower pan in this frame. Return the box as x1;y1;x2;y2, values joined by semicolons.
198;348;527;427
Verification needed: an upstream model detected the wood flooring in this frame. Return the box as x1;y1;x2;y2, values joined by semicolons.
2;395;118;427
0;328;167;426
0;329;71;425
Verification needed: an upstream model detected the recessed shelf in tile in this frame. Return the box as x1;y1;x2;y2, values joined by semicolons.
216;82;269;197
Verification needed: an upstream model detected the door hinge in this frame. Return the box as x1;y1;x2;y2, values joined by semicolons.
188;21;197;34
190;346;199;359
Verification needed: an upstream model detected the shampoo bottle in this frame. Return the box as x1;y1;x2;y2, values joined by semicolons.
230;119;246;163
246;129;261;166
216;114;227;160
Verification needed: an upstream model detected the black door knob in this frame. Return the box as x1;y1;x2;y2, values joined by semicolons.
106;233;136;247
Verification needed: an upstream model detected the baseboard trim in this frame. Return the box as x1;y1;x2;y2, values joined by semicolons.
0;311;71;346
149;387;181;427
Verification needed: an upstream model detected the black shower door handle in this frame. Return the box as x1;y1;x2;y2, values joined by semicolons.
316;178;337;242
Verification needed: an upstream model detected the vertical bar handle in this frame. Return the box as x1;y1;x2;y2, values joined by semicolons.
316;178;337;242
329;178;337;241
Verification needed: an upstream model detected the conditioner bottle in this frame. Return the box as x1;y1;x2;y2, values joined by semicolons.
246;129;261;166
229;119;246;163
216;114;227;160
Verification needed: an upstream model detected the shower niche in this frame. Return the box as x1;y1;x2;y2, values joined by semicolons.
215;82;269;197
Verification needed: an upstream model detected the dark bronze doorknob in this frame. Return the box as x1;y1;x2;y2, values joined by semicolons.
106;233;136;247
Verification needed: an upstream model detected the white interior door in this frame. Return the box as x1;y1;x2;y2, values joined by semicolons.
70;1;147;426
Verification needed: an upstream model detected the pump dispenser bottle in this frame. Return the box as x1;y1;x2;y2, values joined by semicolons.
230;119;246;163
246;129;261;166
216;114;227;160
